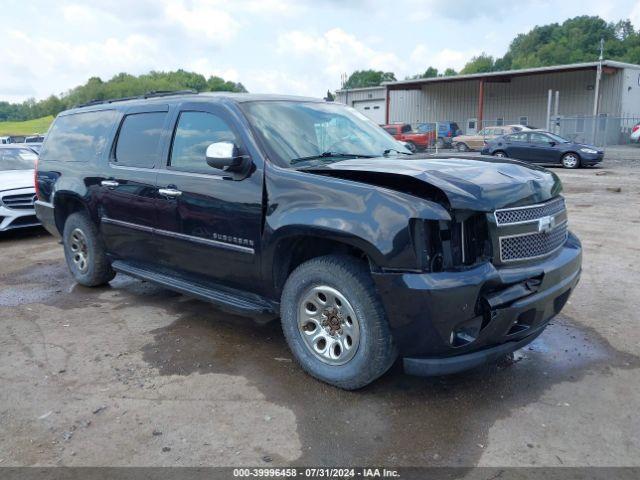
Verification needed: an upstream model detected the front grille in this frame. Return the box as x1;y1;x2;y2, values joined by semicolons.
500;221;568;262
1;192;36;210
495;197;565;225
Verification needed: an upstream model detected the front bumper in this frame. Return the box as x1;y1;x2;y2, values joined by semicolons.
372;232;582;376
0;187;40;232
580;152;604;165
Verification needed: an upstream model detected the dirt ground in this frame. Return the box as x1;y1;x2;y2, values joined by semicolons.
1;158;639;468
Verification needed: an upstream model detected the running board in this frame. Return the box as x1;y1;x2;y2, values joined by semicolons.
111;260;278;321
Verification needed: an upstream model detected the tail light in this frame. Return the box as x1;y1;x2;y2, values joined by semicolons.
447;131;452;137
633;124;640;133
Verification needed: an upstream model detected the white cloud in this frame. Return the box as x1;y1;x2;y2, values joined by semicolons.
164;0;240;44
631;1;640;28
410;45;481;73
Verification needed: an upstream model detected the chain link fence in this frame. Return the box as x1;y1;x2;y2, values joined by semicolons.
551;116;640;147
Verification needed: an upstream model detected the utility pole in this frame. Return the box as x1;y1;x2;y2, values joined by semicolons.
591;38;604;143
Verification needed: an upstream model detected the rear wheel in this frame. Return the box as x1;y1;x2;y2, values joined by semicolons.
493;150;507;158
561;153;580;169
280;255;397;389
456;142;469;152
63;212;115;287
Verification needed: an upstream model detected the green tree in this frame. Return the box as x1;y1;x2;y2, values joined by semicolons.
443;68;457;76
343;70;396;88
460;53;495;74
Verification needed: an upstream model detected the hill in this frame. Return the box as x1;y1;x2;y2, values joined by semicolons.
0;116;53;136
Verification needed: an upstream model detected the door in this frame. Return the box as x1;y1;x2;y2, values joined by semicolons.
502;132;530;160
154;104;264;291
353;100;385;124
466;118;478;135
526;132;560;163
98;106;169;264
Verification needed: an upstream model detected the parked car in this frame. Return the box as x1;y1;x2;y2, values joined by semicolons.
35;92;581;389
630;122;640;143
417;121;461;148
382;123;435;151
481;131;604;168
0;145;40;231
453;125;531;152
25;135;45;143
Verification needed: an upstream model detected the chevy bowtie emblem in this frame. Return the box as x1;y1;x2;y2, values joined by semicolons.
538;215;556;234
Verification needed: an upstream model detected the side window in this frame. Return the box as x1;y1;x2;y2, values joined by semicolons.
39;110;118;162
114;112;166;168
507;133;528;142
530;132;550;143
383;127;396;135
169;111;238;173
401;124;412;133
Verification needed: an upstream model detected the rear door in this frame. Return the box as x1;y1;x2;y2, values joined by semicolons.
502;132;530;160
153;102;264;292
98;106;170;264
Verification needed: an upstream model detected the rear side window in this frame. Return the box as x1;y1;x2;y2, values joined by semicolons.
114;112;166;168
383;127;396;135
40;110;117;162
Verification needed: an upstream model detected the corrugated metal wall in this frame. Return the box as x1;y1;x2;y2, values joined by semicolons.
335;87;386;105
388;69;625;129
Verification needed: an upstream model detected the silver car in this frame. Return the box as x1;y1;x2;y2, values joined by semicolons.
0;145;40;231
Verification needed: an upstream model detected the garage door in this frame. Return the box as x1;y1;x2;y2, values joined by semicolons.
353;100;385;125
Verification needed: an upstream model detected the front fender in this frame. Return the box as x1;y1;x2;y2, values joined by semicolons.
262;164;451;275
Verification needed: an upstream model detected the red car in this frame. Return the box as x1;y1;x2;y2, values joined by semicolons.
382;123;435;151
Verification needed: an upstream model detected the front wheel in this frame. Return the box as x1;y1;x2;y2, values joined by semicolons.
561;153;580;169
456;142;469;152
493;150;507;158
280;255;397;390
62;212;115;287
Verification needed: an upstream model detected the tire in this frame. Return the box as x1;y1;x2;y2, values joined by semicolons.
62;211;115;287
280;255;397;390
561;152;580;169
493;150;507;158
406;141;417;152
456;142;469;152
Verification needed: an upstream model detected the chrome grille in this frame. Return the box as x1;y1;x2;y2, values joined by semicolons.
1;193;36;210
500;221;568;262
495;197;565;225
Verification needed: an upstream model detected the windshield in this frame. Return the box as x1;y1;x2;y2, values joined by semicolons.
0;148;38;171
241;101;409;167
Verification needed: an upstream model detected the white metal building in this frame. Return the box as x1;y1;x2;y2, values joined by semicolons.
335;60;640;140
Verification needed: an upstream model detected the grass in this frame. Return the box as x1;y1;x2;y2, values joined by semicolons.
0;116;54;136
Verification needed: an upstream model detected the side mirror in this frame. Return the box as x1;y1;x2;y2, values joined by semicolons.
205;142;246;171
549;141;556;147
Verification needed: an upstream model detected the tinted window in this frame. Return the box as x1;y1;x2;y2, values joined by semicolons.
0;148;38;171
530;132;550;143
383;127;397;135
401;124;412;133
114;112;166;168
170;111;238;173
507;133;528;142
40;110;118;162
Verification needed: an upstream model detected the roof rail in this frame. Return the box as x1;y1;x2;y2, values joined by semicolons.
75;89;198;108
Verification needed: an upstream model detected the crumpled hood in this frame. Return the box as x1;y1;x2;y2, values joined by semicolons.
307;156;562;211
0;170;34;192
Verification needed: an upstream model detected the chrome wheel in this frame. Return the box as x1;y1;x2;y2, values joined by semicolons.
297;285;360;366
562;154;579;168
69;228;89;273
494;151;506;158
457;143;468;152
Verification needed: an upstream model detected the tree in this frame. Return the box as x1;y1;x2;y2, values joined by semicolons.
343;70;396;88
443;68;457;77
460;53;495;74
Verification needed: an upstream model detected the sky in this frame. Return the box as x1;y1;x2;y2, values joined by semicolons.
1;0;640;103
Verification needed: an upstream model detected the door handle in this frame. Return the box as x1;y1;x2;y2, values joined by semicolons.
101;180;119;188
158;188;182;198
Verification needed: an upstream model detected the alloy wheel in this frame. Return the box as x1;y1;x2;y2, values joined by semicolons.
69;228;90;273
297;285;360;366
562;154;579;168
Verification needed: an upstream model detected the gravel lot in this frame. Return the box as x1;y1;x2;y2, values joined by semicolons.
1;155;639;468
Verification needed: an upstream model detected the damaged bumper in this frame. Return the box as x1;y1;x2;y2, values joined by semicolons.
372;231;582;376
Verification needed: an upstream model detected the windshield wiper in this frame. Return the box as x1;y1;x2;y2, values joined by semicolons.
383;148;412;156
290;151;374;166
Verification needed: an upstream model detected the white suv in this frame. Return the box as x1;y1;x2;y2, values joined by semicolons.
0;145;40;231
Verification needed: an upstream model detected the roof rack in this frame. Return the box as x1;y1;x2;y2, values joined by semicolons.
75;89;198;108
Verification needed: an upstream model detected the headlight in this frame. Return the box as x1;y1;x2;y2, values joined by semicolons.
580;148;598;154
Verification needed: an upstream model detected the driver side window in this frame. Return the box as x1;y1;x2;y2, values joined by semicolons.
170;111;238;173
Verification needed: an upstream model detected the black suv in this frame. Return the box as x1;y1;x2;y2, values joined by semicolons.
35;92;582;389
